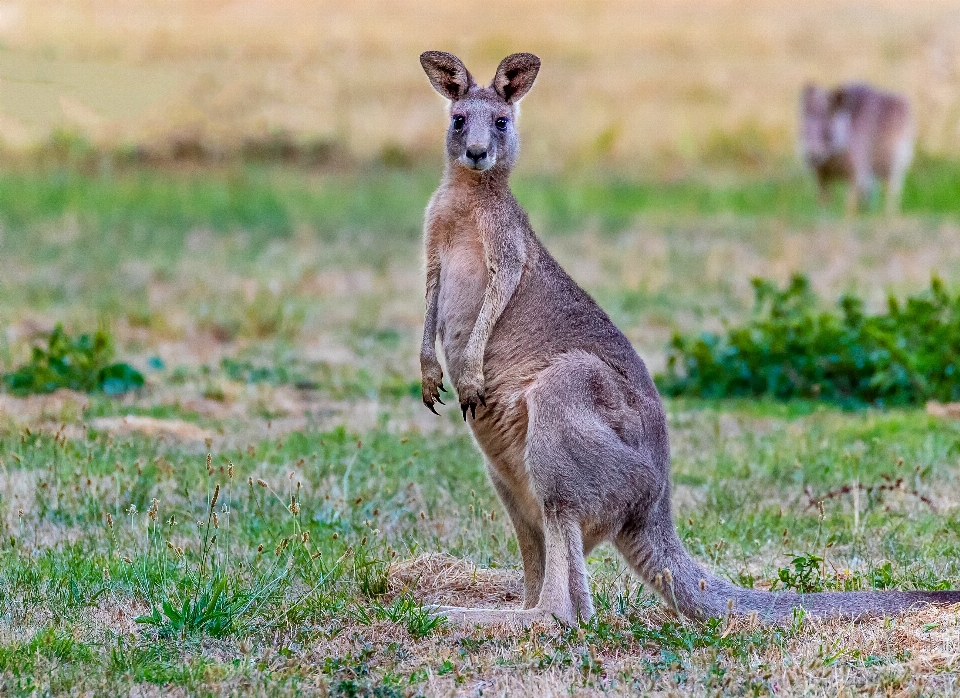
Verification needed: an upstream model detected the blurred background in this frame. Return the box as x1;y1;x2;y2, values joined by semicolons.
2;0;960;170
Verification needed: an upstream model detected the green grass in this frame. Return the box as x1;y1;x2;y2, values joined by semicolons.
1;154;959;267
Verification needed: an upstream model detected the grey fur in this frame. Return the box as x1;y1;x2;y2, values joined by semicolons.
419;52;959;626
800;82;915;214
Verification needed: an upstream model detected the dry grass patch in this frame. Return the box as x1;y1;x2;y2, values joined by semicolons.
389;553;524;609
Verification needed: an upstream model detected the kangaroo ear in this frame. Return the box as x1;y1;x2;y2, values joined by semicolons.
801;83;827;112
420;51;474;101
492;53;540;103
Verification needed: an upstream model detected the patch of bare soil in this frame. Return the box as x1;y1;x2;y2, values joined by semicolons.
0;389;89;425
91;415;215;442
927;401;960;419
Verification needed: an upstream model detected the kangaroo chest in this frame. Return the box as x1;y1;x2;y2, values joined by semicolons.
436;223;487;382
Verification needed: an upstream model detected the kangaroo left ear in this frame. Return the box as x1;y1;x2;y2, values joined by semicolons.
492;53;541;103
420;51;474;101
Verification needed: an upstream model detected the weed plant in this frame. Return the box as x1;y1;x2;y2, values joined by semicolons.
659;275;960;406
2;324;143;396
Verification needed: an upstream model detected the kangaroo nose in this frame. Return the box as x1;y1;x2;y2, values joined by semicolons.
466;147;487;165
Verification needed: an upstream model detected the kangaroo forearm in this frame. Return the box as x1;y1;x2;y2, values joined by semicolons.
463;262;522;370
419;253;442;364
420;278;440;363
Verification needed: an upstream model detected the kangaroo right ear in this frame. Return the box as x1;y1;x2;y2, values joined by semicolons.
801;83;828;112
492;53;540;103
420;51;474;101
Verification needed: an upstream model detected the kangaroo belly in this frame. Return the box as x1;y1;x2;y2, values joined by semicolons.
437;237;487;383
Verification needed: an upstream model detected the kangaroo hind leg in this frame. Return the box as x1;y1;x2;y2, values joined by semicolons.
489;470;546;609
432;355;634;627
428;511;586;627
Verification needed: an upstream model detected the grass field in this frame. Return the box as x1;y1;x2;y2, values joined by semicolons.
0;160;959;696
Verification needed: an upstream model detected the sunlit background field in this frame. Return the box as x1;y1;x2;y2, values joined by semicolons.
2;2;960;696
3;0;960;168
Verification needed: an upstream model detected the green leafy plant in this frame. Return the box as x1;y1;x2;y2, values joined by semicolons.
773;553;825;594
135;574;243;638
2;324;144;396
658;275;960;406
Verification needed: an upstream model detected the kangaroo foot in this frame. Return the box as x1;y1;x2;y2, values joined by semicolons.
425;604;570;627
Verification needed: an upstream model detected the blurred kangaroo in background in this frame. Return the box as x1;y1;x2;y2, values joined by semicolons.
800;82;914;214
418;51;959;627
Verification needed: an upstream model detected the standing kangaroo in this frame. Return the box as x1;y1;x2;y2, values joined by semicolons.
418;51;959;626
800;82;914;215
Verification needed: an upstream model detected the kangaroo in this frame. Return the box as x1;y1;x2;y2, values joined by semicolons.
418;51;959;626
800;82;914;215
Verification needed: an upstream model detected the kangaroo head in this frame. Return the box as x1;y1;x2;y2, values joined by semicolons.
420;51;540;174
800;83;853;164
800;83;832;164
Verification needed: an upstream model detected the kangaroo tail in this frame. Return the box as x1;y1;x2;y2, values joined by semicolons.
615;515;960;623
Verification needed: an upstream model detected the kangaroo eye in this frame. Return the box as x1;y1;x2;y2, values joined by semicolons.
452;115;465;130
495;117;509;131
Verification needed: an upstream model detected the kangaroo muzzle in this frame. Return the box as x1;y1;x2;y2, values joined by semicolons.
461;137;496;171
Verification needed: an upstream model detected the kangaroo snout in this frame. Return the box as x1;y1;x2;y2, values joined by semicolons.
465;145;490;169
